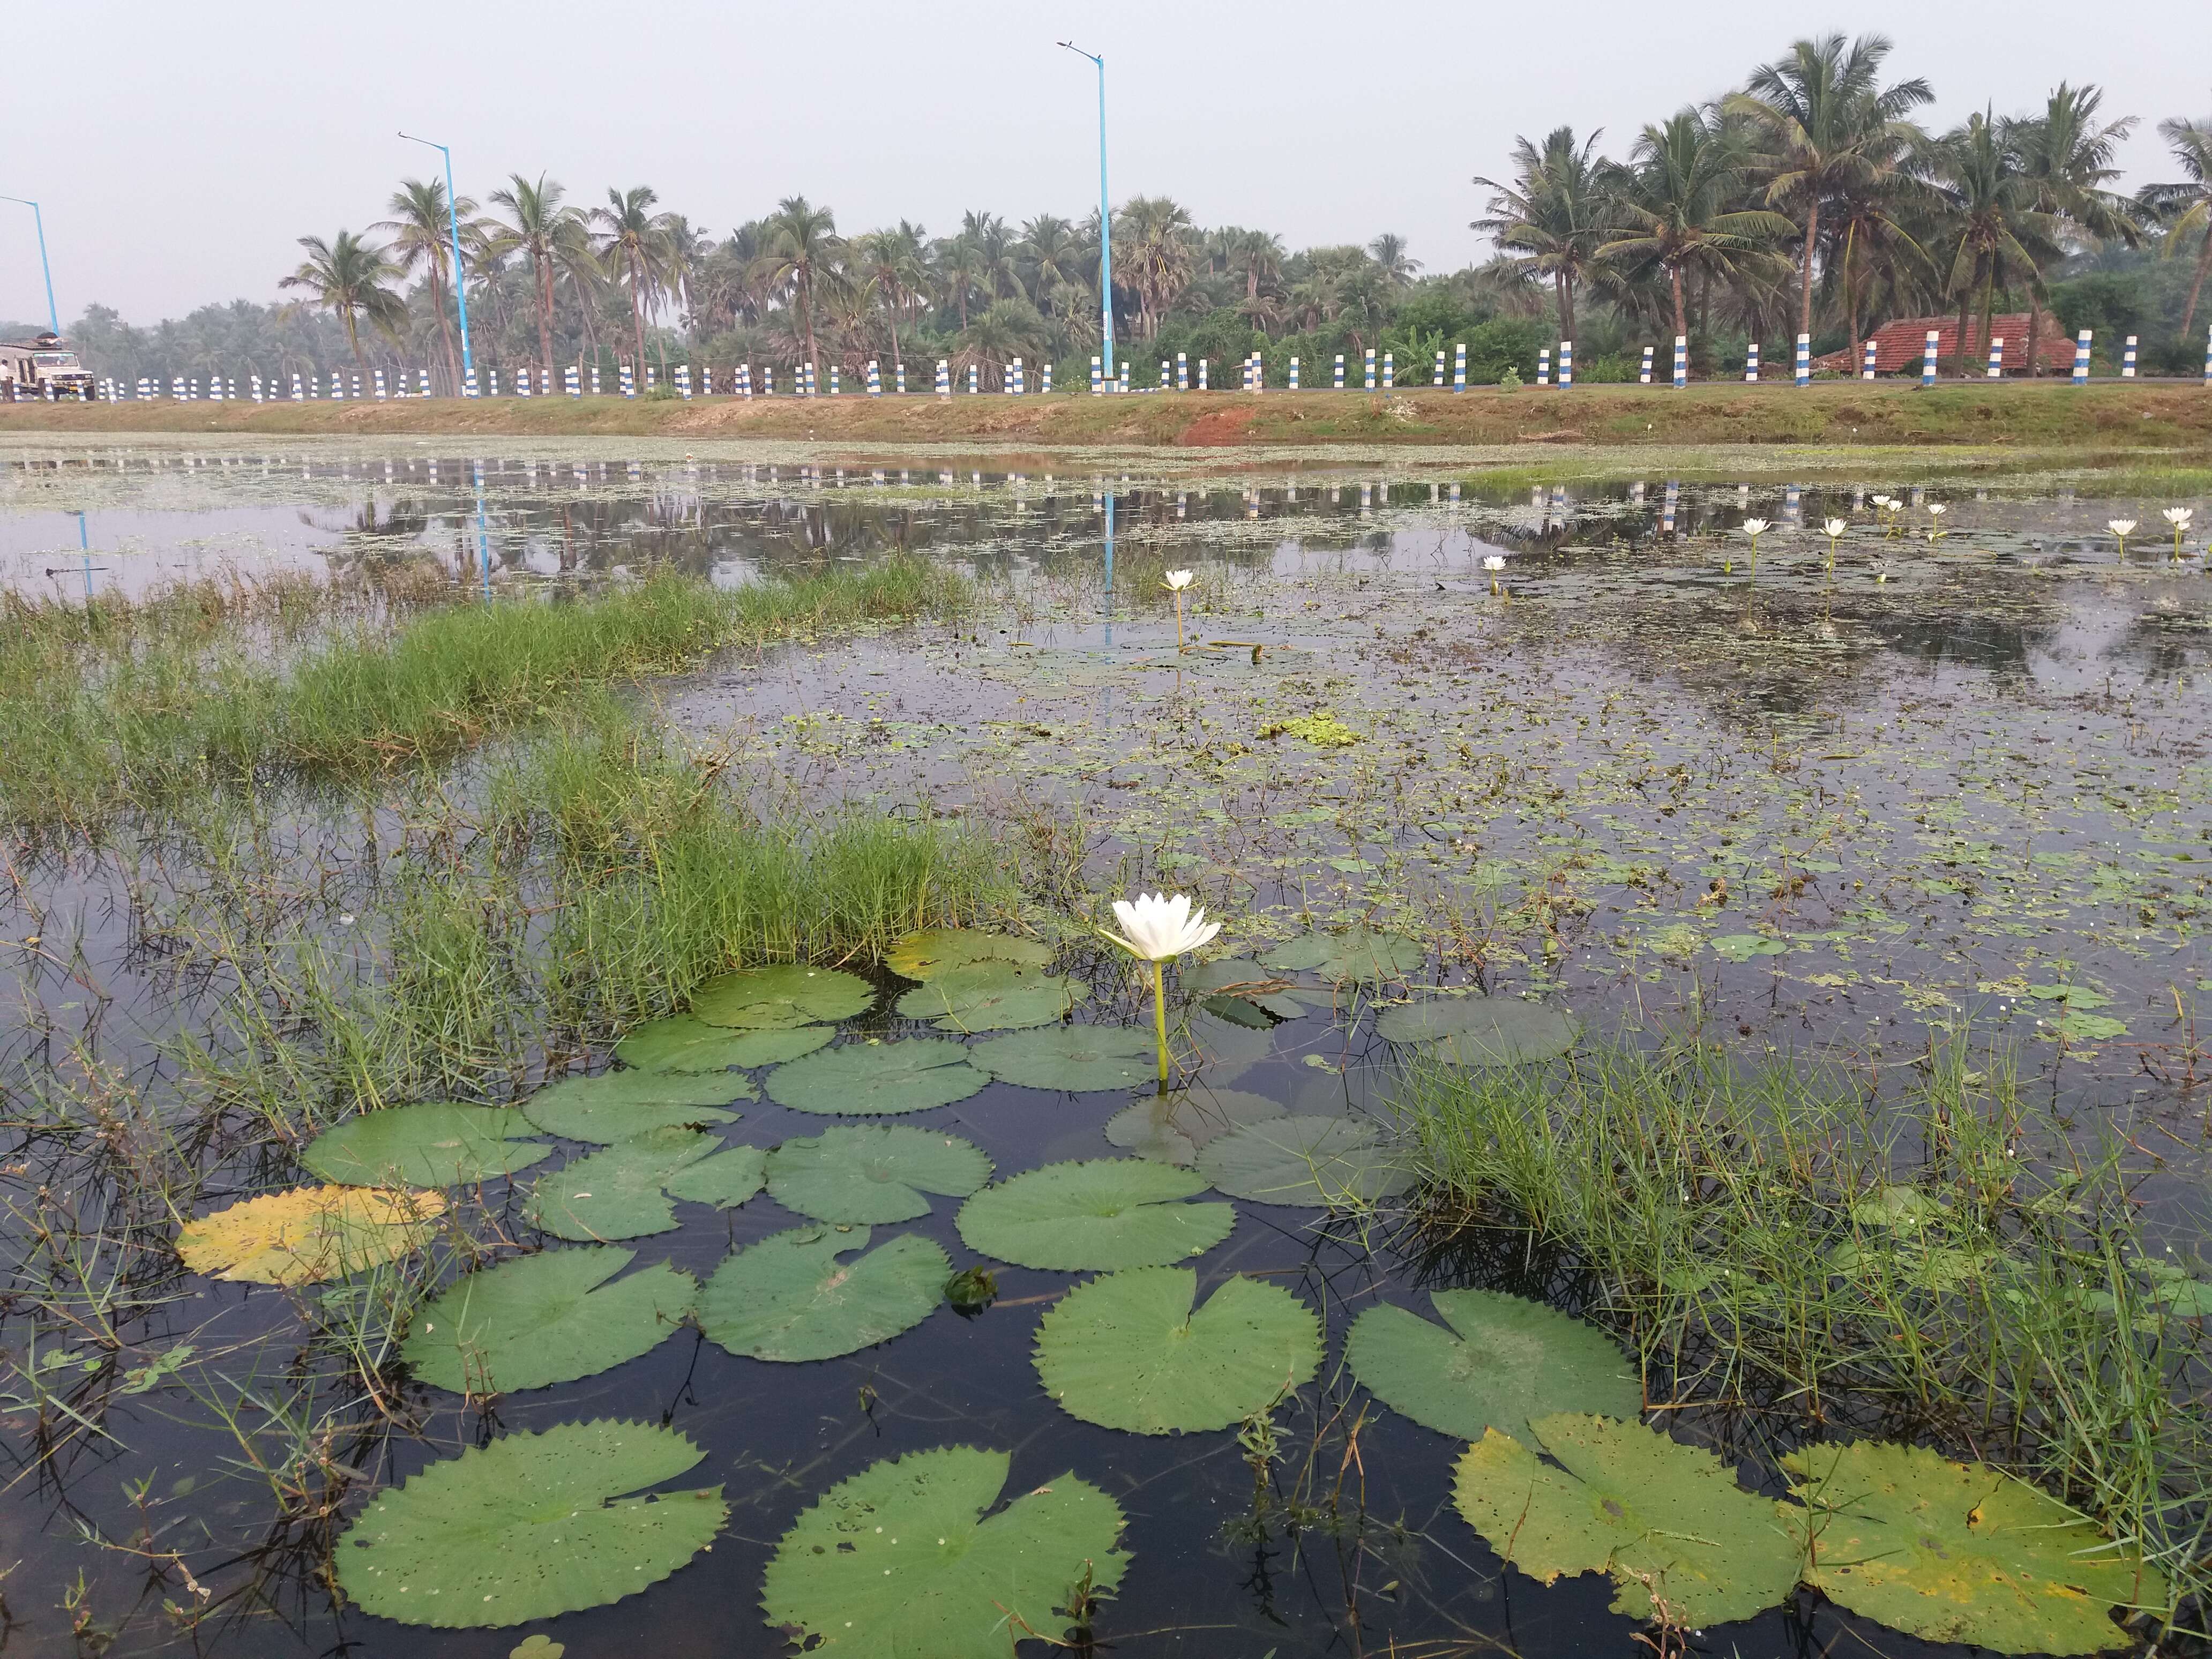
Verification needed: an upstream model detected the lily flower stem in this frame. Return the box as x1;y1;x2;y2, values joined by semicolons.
1151;959;1170;1087
1174;592;1185;651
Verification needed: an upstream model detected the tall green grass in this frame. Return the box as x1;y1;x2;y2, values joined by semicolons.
1395;1037;2211;1632
0;558;967;832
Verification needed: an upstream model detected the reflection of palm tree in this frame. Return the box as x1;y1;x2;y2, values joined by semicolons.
280;231;406;370
491;174;594;386
759;196;841;374
2013;85;2137;375
1730;33;1932;344
375;178;481;394
592;185;677;372
1474;128;1612;342
2139;107;2212;340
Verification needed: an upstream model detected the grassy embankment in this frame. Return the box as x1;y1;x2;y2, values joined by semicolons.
6;380;2211;450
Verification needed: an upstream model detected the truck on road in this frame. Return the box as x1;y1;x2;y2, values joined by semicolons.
1;333;95;399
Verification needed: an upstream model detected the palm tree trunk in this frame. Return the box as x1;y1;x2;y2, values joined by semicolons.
1956;270;1974;382
629;252;647;372
434;265;461;395
2025;296;2042;379
344;309;366;371
1798;201;1820;342
800;271;818;374
1671;264;1687;348
534;251;556;384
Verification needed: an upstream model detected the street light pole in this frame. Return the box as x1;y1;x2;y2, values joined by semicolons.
1057;42;1113;382
0;195;59;335
398;133;475;391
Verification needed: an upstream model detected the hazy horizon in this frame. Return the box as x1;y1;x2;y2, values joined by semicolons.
9;0;2206;328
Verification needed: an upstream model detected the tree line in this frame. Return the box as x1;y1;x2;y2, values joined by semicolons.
29;31;2212;390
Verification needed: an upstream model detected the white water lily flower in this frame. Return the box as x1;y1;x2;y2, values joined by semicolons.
2163;508;2193;527
1161;569;1194;591
1482;555;1506;572
1105;892;1221;962
1823;518;1847;537
1740;518;1769;536
2108;519;2137;535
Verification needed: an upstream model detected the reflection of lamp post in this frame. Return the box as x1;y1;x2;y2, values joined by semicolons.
0;195;59;334
1056;42;1113;382
398;133;475;391
1102;489;1115;645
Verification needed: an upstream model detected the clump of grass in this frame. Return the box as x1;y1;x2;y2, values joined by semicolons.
1394;1034;2212;1632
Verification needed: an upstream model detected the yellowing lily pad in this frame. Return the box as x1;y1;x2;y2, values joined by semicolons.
692;965;873;1029
178;1186;446;1286
885;928;1055;981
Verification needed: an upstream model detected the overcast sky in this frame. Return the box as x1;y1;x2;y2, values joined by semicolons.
8;0;2205;328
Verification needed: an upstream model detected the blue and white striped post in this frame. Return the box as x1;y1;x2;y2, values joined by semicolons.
1089;356;1101;394
1252;353;1263;393
620;364;634;398
1364;348;1376;391
2072;330;2092;385
1012;357;1025;394
250;374;263;402
1558;340;1573;389
644;365;656;393
1160;359;1171;392
1862;339;1878;380
1434;347;1446;387
1986;336;2004;379
677;364;693;399
866;359;881;395
462;369;477;398
941;359;954;398
895;362;907;395
764;367;775;395
591;363;602;396
1334;354;1346;390
518;367;533;398
1118;360;1130;393
565;365;580;397
1672;335;1687;388
700;366;713;395
1192;359;1201;392
1456;342;1468;391
1922;331;1940;387
807;363;819;395
2121;335;2138;378
967;363;979;395
373;369;387;399
1177;351;1187;391
1537;348;1550;387
1744;342;1760;383
136;377;149;399
1794;333;1810;386
351;373;363;399
1382;350;1394;390
1639;345;1653;384
487;369;499;397
1041;363;1053;393
827;366;839;395
293;372;305;401
1289;355;1301;390
2204;324;2211;385
419;368;432;397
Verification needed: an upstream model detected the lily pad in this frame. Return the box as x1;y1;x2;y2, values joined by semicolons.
1850;1184;1951;1228
765;1039;990;1115
956;1160;1235;1270
698;1226;948;1362
1783;1441;2168;1654
692;964;874;1029
1453;1413;1800;1629
1194;1115;1413;1207
1103;1087;1287;1164
1712;933;1791;962
885;928;1055;981
975;1026;1156;1093
661;1145;769;1209
334;1418;725;1627
1373;997;1576;1065
765;1126;992;1224
614;1017;832;1074
303;1103;551;1189
1346;1290;1640;1445
760;1445;1127;1656
520;1071;745;1143
178;1186;445;1286
1034;1266;1322;1434
893;961;1088;1032
401;1247;694;1395
525;1127;717;1241
1261;930;1424;983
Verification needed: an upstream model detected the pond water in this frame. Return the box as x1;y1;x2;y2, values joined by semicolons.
3;438;2210;1659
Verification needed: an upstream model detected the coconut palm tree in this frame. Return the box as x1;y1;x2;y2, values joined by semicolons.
373;178;481;394
956;297;1051;390
490;174;593;385
1367;232;1422;287
1232;229;1286;308
591;185;677;371
759;196;841;374
1116;196;1197;339
2013;84;2138;373
1474;128;1612;343
1598;109;1797;359
937;233;987;330
1730;33;1933;345
2139;107;2212;341
1927;111;2062;377
851;227;927;373
279;230;407;370
1018;215;1082;309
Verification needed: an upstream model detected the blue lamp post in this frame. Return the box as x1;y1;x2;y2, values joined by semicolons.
398;133;475;392
0;195;59;335
1056;42;1113;382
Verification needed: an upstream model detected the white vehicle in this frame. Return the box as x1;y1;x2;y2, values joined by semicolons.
0;333;95;399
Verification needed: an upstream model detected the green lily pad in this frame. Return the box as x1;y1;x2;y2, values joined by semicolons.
1103;1087;1286;1164
760;1446;1127;1656
764;1039;990;1115
1850;1184;1951;1228
765;1126;992;1224
1373;997;1576;1064
1034;1266;1322;1434
698;1225;948;1362
525;1127;716;1241
614;1017;832;1074
334;1418;726;1627
661;1145;769;1209
885;928;1055;981
520;1071;745;1143
2052;1012;2129;1042
1193;1115;1413;1207
2026;983;2112;1008
401;1247;694;1395
303;1104;551;1189
1712;933;1791;962
956;1160;1235;1271
1454;1414;1799;1629
893;961;1088;1032
1783;1441;2168;1654
1261;930;1424;983
692;965;874;1029
1346;1290;1639;1445
974;1026;1156;1093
